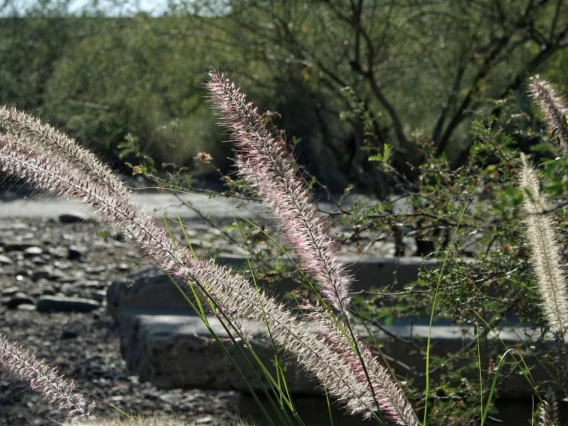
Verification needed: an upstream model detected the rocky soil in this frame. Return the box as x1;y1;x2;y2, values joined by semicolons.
0;217;240;426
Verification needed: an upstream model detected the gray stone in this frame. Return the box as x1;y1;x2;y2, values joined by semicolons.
108;256;438;393
109;257;552;398
108;256;437;321
16;304;36;311
118;310;550;398
78;280;102;289
1;286;19;297
59;212;89;223
68;245;87;260
23;246;43;257
29;289;42;298
90;290;107;302
7;292;34;309
50;269;68;281
42;288;57;296
85;265;106;275
117;263;130;272
119;314;317;393
31;256;48;265
108;268;193;322
4;242;37;252
36;296;100;313
32;268;52;281
0;254;13;265
60;330;79;339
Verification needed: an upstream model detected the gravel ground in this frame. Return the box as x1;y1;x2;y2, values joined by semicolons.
0;218;239;426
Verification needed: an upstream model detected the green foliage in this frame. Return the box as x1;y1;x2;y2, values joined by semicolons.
3;0;567;191
41;15;231;168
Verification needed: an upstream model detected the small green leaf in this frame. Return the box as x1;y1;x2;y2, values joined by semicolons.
530;143;552;153
382;144;391;163
369;144;391;164
483;164;497;175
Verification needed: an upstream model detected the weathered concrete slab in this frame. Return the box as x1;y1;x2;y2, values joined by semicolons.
120;312;316;393
116;309;545;398
109;257;437;394
108;256;437;322
108;258;553;399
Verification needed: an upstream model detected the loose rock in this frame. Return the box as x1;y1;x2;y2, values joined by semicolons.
59;212;89;223
36;295;100;313
23;247;43;257
31;268;51;281
1;287;19;297
68;245;87;260
6;292;34;309
3;242;37;252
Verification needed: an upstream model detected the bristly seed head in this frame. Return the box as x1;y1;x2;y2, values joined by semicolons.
207;70;353;317
0;334;95;420
529;76;568;153
519;154;568;335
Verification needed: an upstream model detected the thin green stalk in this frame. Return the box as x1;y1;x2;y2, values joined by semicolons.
481;348;517;426
163;190;405;423
324;385;335;426
164;192;387;421
234;220;303;426
171;215;286;426
471;308;541;399
423;205;467;425
176;216;311;426
476;324;483;422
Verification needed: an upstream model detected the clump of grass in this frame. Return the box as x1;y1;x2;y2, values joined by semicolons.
0;72;417;425
1;73;568;425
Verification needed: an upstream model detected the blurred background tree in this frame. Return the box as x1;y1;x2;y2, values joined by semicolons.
1;0;567;194
189;0;568;195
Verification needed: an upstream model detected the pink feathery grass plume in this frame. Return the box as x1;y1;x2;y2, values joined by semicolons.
0;131;386;419
0;334;95;420
529;76;568;153
0;105;128;195
207;71;352;316
519;154;568;335
538;391;559;426
310;309;419;426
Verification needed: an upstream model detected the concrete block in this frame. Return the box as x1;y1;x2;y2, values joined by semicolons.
108;257;553;399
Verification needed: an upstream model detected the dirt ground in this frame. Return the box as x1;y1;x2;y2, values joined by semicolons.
0;218;238;426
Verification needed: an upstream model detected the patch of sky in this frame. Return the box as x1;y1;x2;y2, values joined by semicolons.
1;0;228;17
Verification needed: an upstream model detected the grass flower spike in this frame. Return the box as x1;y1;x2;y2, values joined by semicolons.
207;71;418;425
529;76;568;153
312;310;419;425
207;70;352;316
519;154;568;334
0;334;94;420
